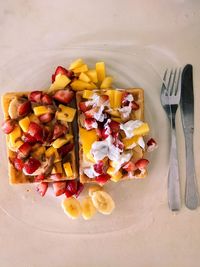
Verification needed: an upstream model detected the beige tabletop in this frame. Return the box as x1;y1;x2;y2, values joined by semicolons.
0;1;200;267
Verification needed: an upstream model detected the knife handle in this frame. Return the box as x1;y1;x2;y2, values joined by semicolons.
168;126;181;211
184;131;199;209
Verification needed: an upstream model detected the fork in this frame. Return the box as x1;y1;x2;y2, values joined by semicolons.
160;69;182;211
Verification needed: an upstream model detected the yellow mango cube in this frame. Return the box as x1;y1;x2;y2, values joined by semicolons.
96;62;106;82
9;126;21;147
100;76;113;89
73;64;88;74
56;104;76;122
79;72;91;83
69;58;84;70
107;167;122;182
45;147;61;163
15;140;24;149
50;74;71;91
29;114;39;123
105;89;115;108
86;69;98;83
52;138;68;149
63;162;73;177
71;80;97;91
32;146;46;158
52;162;63;174
122;136;140;149
33;106;49;116
113;90;123;108
19;116;30;132
133;123;150;136
82;90;94;99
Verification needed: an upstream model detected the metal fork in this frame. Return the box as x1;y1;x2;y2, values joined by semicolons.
160;69;182;211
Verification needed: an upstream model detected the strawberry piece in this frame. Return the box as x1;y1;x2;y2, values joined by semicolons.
109;120;120;133
94;161;104;175
53;181;67;196
65;180;77;198
95;174;111;184
28;122;43;142
52;123;68;140
57;143;73;157
147;138;158;152
49;173;62;181
29;91;42;103
135;159;149;170
18;142;32;158
96;128;109;139
36;182;48;197
52;74;56;83
85;107;97;118
79;102;90;112
53;89;74;104
34;173;45;182
54;66;69;77
84;118;97;130
98;95;109;105
18;101;31;116
74;181;84;198
13;157;24;171
1;119;16;134
41;94;53;105
113;137;124;151
131;101;139;110
22;133;37;144
121;92;129;106
123;161;137;172
39;113;54;123
23;157;41;174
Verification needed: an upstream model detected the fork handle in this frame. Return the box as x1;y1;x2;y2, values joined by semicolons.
168;125;181;211
184;131;199;209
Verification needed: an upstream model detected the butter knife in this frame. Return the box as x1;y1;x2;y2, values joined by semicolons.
180;64;199;210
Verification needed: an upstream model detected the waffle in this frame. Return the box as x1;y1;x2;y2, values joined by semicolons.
76;88;147;184
1;92;77;184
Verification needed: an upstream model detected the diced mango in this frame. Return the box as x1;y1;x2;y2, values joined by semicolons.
79;127;98;162
69;58;84;70
32;146;46;158
9;126;21;147
100;76;113;89
33;106;49;116
52;162;63;174
29;114;39;123
96;62;106;82
71;80;97;91
133;123;149;136
111;117;122;123
113;90;123;109
52;138;68;149
63;162;73;177
79;72;91;83
50;74;71;91
86;69;98;83
73;64;88;74
83;90;94;99
19;116;30;132
122;136;140;149
45;147;61;163
56;104;76;122
15;140;24;149
105;89;115;108
107;167;122;182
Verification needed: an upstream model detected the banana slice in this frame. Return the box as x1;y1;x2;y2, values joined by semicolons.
88;185;103;197
81;197;96;220
8;97;21;119
61;197;81;219
91;191;115;215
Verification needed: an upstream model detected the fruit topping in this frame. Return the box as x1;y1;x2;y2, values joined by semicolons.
135;159;149;170
57;143;74;158
18;101;31;116
122;161;137;172
84;107;98;119
49;173;62;181
39;113;54;123
53;89;74;104
18;142;32;158
29;91;42;103
131;101;139;110
74;181;84;198
65;180;77;198
22;132;37;144
27;122;43;142
147;138;158;152
62;197;81;219
108;120;120;134
36;182;48;197
53;181;67;196
13;157;24;171
53;66;74;81
84;118;98;130
52;123;68;140
91;191;115;215
79;102;91;112
95;174;111;184
23;157;41;174
93;161;105;175
34;174;45;182
1;119;16;134
41;94;53;105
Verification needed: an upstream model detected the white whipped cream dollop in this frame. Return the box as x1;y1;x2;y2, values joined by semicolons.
83;166;99;178
118;105;132;119
120;120;144;138
112;152;132;173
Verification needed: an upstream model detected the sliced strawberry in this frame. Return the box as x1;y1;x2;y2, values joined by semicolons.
52;74;56;83
28;122;43;142
74;181;84;198
79;102;90;112
93;161;104;175
96;128;109;139
41;94;53;105
65;180;77;198
85;107;97;119
135;159;149;170
18;142;32;158
36;182;48;197
18;101;31;116
49;173;62;181
23;157;41;174
95;174;111;184
57;143;73;157
13;157;24;171
147;138;158;152
131;101;139;110
53;181;67;196
53;89;74;104
52;123;68;140
84;118;98;130
29;91;42;103
39;113;54;123
34;173;45;182
1;119;16;134
109;120;120;133
54;66;68;77
123;161;137;172
22;133;37;144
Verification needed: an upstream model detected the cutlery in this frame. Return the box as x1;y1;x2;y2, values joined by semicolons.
180;64;199;210
160;69;181;211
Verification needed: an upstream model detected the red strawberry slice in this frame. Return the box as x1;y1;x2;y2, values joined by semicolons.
49;173;62;181
1;119;16;134
123;161;137;172
28;122;43;142
131;101;139;110
41;94;53;105
65;180;77;198
29;91;42;103
147;138;158;152
96;128;109;139
74;181;84;198
85;107;97;118
52;74;56;83
84;118;97;130
54;66;68;77
39;113;54;123
13;157;24;171
135;159;149;170
23;157;41;174
93;161;104;175
18;142;32;158
95;174;111;184
109;120;120;133
57;143;73;157
121;92;129;106
34;173;45;182
79;102;90;112
18;101;31;116
36;182;48;197
52;123;68;140
22;133;37;144
53;181;67;196
53;89;74;104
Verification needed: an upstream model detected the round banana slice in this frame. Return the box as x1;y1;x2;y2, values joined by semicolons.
91;191;115;215
81;196;96;220
88;185;103;197
61;197;81;219
8;97;21;119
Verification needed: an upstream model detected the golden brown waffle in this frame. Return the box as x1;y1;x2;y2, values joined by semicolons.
76;88;147;184
1;92;77;184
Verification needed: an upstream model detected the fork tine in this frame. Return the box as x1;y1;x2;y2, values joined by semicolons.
170;69;177;96
175;68;181;96
166;69;173;95
161;69;168;96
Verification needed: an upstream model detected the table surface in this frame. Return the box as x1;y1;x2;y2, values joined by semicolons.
0;1;200;267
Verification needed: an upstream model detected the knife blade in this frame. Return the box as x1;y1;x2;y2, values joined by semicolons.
180;64;199;209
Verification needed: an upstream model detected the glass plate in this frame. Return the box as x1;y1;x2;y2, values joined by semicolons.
0;45;169;235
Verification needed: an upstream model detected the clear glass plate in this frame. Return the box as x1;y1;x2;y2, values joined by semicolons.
0;45;169;235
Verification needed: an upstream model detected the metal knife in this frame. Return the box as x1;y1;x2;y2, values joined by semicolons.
180;64;199;210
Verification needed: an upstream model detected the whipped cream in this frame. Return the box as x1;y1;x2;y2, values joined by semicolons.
120;120;143;138
112;151;132;173
123;93;134;103
85;94;100;107
94;105;106;122
118;105;132;119
83;166;99;178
